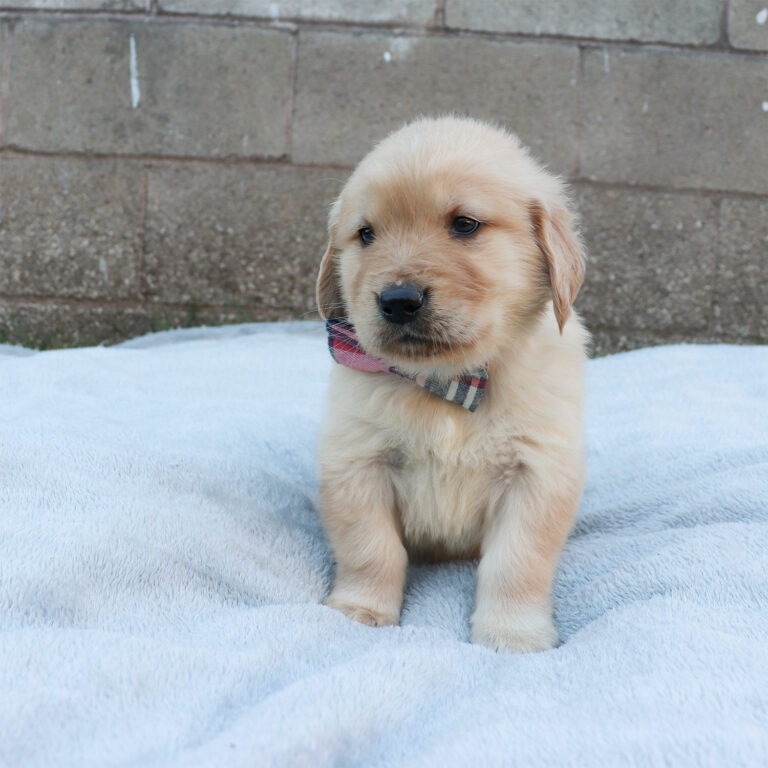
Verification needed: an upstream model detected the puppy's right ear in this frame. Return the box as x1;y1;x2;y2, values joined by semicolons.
316;199;345;320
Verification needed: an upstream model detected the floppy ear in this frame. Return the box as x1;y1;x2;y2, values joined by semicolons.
529;198;585;333
316;200;345;320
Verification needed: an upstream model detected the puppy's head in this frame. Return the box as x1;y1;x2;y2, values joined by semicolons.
317;117;585;376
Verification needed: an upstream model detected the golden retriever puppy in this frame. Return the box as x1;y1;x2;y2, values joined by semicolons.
315;116;587;653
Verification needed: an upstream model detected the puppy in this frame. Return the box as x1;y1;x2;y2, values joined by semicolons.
315;116;587;653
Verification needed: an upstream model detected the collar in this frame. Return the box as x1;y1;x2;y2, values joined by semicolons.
325;318;487;412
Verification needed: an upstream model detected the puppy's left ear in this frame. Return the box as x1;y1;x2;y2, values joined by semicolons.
529;197;585;333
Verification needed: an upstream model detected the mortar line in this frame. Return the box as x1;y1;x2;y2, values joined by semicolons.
570;178;768;202
1;9;768;57
0;22;13;147
136;165;149;301
285;30;298;162
0;294;306;313
720;0;730;47
573;45;584;179
433;0;446;29
0;146;352;173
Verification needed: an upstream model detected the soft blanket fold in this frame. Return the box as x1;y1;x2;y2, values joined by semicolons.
0;322;766;767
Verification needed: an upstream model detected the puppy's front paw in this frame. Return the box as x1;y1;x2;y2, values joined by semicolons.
324;593;399;628
471;610;559;653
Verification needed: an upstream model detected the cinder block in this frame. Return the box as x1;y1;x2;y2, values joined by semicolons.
581;48;768;194
293;32;579;174
446;0;721;44
0;1;143;8
0;157;142;300
7;20;291;157
573;185;718;331
714;198;768;340
728;0;768;50
159;0;436;24
143;164;346;312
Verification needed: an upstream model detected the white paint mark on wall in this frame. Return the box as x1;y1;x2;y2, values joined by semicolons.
269;3;279;19
762;101;768;112
383;50;392;62
603;50;610;74
756;8;768;24
129;35;140;109
642;98;649;113
99;258;109;283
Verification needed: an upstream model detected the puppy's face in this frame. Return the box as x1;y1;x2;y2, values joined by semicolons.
317;118;585;375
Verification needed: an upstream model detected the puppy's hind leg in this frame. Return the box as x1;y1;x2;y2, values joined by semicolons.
320;461;407;627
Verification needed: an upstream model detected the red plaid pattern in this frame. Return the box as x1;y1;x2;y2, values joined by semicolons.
326;318;487;412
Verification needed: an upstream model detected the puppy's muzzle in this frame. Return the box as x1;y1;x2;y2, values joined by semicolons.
377;282;425;325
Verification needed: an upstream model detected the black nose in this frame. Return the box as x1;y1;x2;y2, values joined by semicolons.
377;282;424;325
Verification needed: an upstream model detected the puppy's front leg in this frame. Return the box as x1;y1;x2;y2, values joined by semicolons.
321;461;407;627
471;468;581;653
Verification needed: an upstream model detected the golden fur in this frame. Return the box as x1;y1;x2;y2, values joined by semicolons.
316;116;588;652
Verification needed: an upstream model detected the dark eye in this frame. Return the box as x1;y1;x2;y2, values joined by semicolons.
359;227;375;247
451;216;481;237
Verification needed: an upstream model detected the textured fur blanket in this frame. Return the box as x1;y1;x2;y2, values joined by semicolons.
1;323;767;767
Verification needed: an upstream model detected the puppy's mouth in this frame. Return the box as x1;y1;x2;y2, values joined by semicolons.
387;332;448;358
376;322;462;360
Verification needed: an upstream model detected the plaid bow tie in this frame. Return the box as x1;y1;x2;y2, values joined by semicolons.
326;318;488;412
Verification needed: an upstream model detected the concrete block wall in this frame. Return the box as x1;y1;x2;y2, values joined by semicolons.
0;1;766;353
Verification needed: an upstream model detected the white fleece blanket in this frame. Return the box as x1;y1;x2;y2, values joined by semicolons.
1;322;767;768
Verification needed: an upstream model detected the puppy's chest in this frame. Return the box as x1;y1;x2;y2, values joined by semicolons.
385;421;498;557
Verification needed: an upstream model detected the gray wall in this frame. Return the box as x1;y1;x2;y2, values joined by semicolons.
0;1;766;353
